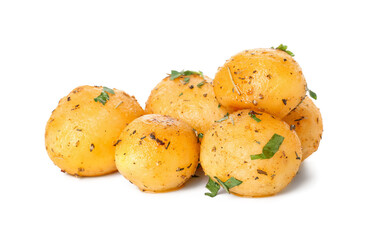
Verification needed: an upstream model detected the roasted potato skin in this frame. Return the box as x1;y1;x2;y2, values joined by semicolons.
145;74;229;134
45;85;144;176
115;114;199;192
200;109;302;197
283;96;323;161
213;48;307;118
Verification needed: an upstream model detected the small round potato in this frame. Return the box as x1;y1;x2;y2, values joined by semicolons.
115;114;199;192
45;85;144;176
283;96;323;161
145;74;230;134
200;109;302;197
213;48;307;118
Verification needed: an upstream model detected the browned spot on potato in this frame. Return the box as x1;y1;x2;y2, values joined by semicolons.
257;169;268;175
113;140;121;146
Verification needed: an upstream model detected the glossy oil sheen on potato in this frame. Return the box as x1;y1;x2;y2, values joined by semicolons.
45;85;144;176
200;109;302;197
213;48;307;118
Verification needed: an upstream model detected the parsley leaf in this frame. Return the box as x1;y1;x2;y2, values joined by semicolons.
94;86;115;105
182;77;190;84
170;70;182;80
308;89;317;100
215;113;229;123
272;44;295;57
251;134;285;160
197;81;205;88
249;111;261;122
224;177;243;190
198;133;204;139
103;86;114;94
169;70;204;80
205;176;243;197
205;177;220;197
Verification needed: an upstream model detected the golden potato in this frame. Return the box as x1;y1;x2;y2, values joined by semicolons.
145;73;229;134
115;114;200;192
213;48;307;118
283;96;323;161
200;109;302;197
45;85;144;176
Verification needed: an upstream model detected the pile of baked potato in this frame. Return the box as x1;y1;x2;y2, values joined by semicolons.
45;45;323;197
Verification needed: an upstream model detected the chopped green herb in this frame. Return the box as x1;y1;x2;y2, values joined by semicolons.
249;111;261;122
205;176;243;197
179;92;183;97
215;113;229;123
224;177;243;190
169;70;204;80
308;89;317;100
197;81;205;88
205;177;220;197
170;70;182;80
182;77;190;84
218;103;221;108
251;134;285;160
103;86;115;94
94;86;115;105
214;177;229;193
198;133;204;139
272;44;295;57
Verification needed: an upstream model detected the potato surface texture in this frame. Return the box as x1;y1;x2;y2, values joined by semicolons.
115;114;199;192
145;74;229;134
45;85;144;176
200;110;302;197
213;48;307;118
283;96;323;161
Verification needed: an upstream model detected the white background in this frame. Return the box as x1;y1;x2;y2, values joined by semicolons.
1;0;372;239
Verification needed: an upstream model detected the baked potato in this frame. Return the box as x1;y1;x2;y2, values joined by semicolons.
45;85;144;176
145;72;230;134
213;48;307;118
115;114;199;192
200;109;302;197
283;96;323;160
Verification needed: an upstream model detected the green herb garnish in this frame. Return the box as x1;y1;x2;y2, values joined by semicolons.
251;134;284;160
197;81;205;88
205;177;221;197
223;177;243;190
308;89;317;100
170;70;204;80
182;77;190;84
205;176;242;197
249;111;261;122
272;44;294;57
179;92;183;97
198;133;204;139
94;86;115;105
215;113;229;123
